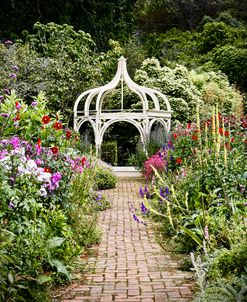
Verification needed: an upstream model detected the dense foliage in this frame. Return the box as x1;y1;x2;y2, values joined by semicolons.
0;92;115;301
137;107;247;301
1;2;247;301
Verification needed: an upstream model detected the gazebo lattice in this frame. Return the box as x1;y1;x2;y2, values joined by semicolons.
74;57;172;155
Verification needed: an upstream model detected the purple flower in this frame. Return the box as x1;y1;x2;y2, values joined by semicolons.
12;65;19;71
4;40;13;46
139;186;144;198
1;113;10;118
51;172;62;189
141;202;149;214
144;186;148;193
96;192;102;201
165;187;170;195
2;88;10;95
133;214;140;223
8;201;15;209
0;95;4;101
160;188;165;198
31;101;38;107
35;158;43;166
9;73;17;79
10;137;20;149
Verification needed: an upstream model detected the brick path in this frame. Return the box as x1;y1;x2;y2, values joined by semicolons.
59;178;194;302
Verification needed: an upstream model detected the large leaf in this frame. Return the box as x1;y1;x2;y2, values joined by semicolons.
36;275;52;285
47;237;65;248
180;226;203;247
49;259;71;280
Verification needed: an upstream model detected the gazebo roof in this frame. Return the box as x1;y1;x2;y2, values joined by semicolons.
73;57;172;155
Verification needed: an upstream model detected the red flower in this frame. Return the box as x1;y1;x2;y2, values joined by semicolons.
66;130;71;139
37;138;41;146
242;121;247;128
187;122;191;129
192;135;197;141
54;121;62;130
231;137;235;142
42;115;50;124
15;113;20;121
173;133;178;139
176;158;182;165
51;146;59;154
15;101;21;110
224;131;229;137
81;156;86;166
44;167;51;173
219;128;223;135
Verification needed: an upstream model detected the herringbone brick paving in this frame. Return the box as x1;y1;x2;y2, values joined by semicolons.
59;178;194;302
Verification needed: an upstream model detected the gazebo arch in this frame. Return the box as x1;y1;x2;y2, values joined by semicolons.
74;57;172;156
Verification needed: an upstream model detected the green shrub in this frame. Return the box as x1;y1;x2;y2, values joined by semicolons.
101;141;118;166
94;163;117;190
195;286;236;302
208;241;247;280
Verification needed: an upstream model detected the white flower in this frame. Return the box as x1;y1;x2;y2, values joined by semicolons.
26;159;37;171
36;168;51;182
40;187;47;196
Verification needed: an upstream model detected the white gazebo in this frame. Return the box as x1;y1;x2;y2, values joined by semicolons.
74;56;172;156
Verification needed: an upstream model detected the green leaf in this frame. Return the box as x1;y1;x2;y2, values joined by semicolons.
143;199;166;217
180;226;203;247
36;274;53;285
47;237;65;248
49;259;71;280
8;273;14;284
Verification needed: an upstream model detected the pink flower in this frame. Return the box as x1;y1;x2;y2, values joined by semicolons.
144;154;166;180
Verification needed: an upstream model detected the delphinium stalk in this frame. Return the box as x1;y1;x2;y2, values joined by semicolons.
228;122;231;149
204;121;208;165
211;106;216;148
222;117;228;170
215;104;221;156
196;105;202;166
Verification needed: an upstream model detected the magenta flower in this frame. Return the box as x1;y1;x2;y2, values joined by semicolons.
12;65;19;71
144;153;166;180
51;172;62;189
4;40;13;46
9;73;17;79
31;101;38;107
10;137;20;149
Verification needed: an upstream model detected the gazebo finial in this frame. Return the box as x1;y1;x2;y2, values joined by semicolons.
118;56;126;62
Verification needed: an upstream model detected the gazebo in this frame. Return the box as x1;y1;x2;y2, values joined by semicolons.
74;57;172;156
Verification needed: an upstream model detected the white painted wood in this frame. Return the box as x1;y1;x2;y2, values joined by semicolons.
73;57;172;156
112;166;143;177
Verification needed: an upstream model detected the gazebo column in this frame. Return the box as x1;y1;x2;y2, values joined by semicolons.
95;118;102;157
143;117;150;155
